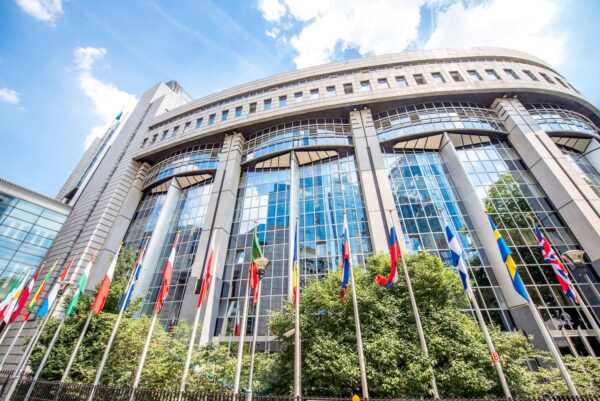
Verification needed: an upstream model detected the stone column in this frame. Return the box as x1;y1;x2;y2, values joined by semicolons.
349;108;404;254
177;133;244;346
133;178;182;301
439;133;547;350
493;98;600;273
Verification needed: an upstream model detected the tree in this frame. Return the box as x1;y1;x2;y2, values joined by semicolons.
268;252;599;397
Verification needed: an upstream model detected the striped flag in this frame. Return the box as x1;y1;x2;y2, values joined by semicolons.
488;215;529;301
66;254;95;317
0;277;27;323
155;232;179;313
197;245;215;307
340;213;351;302
24;259;59;319
10;263;44;322
249;227;263;305
533;223;578;303
234;304;241;336
292;223;299;305
119;241;147;313
92;245;122;314
35;255;76;319
376;226;400;287
441;213;470;290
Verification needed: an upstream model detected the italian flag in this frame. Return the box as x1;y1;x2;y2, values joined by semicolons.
66;253;95;317
0;278;24;322
24;259;59;319
35;254;76;319
92;245;122;314
249;227;263;305
155;232;180;313
10;263;44;322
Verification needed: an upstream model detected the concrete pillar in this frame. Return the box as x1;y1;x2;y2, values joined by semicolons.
438;133;548;349
493;98;600;272
133;178;182;302
177;133;244;345
349;108;404;254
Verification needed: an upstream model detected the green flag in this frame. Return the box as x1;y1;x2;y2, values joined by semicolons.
66;255;94;317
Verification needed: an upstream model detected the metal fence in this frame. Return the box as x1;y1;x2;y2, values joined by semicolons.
0;372;598;401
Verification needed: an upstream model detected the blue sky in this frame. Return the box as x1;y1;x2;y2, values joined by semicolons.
1;0;599;197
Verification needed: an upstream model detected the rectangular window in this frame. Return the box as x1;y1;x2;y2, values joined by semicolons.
504;69;519;80
431;72;445;83
183;122;191;133
221;110;229;121
142;138;148;147
413;74;426;85
249;102;257;113
360;80;371;91
555;76;569;88
235;106;243;117
279;95;287;107
467;70;482;81
539;72;554;83
195;118;203;128
377;78;389;89
522;70;539;81
263;99;272;110
343;83;354;94
395;76;407;87
208;114;215;125
172;126;180;136
294;92;303;102
449;71;464;82
485;69;501;80
310;88;319;99
162;130;169;140
326;86;336;96
152;134;158;144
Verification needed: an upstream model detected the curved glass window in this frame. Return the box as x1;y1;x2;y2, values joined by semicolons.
527;104;599;136
123;191;167;249
243;118;352;162
384;147;512;329
374;102;505;143
144;144;220;189
559;145;600;197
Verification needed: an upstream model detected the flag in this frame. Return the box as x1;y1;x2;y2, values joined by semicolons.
249;227;263;305
533;223;578;303
24;259;59;319
119;241;147;313
441;214;470;290
0;277;25;323
234;304;241;336
340;213;351;302
115;111;123;121
488;215;529;301
10;263;44;322
197;246;215;307
292;223;299;305
155;232;179;313
66;254;95;317
36;254;76;319
376;226;400;287
92;245;122;314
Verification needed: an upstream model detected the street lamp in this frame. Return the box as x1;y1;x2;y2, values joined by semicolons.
247;255;270;401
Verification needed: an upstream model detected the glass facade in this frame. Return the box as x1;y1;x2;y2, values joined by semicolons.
527;104;599;136
383;146;512;329
374;102;505;143
559;145;600;197
139;180;214;326
0;192;68;298
456;138;600;355
123;191;166;249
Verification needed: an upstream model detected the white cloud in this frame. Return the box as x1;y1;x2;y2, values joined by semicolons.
73;47;138;150
425;0;563;66
259;0;286;21
0;87;20;105
15;0;63;24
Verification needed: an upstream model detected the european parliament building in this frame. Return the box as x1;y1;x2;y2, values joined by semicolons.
3;47;600;368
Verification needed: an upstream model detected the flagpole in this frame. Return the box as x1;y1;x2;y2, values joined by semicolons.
438;209;511;398
246;275;263;401
179;236;217;397
61;311;93;381
293;219;301;401
130;310;159;401
343;211;369;400
0;319;28;369
233;261;251;396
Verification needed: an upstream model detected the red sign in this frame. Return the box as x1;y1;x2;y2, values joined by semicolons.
490;352;500;362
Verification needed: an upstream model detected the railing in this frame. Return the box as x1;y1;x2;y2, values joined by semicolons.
0;372;598;401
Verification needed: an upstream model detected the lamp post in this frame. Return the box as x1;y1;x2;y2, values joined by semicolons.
561;250;600;340
246;256;270;401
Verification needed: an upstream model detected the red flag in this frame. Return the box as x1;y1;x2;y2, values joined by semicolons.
197;247;214;307
60;254;77;281
11;263;44;322
234;306;241;336
249;263;259;304
155;232;179;313
92;245;122;314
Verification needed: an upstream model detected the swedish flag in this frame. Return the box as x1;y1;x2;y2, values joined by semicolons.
488;215;529;301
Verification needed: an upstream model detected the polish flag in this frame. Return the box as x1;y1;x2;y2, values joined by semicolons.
91;245;122;314
155;232;180;313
